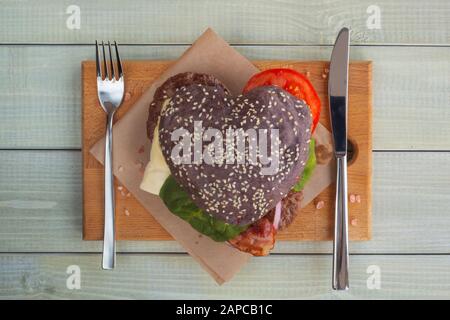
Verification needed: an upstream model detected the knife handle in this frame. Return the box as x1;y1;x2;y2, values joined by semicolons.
333;155;349;290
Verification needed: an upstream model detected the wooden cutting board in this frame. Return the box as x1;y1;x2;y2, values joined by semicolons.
82;60;372;241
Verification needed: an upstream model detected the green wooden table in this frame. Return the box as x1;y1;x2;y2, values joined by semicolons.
1;0;450;299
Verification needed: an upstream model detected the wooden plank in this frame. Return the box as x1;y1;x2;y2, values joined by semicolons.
0;46;178;149
0;150;184;253
1;0;449;45
1;45;449;150
82;60;372;241
1;253;449;299
1;150;449;253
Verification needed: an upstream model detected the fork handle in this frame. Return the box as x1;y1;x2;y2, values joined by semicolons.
332;155;349;290
102;111;116;270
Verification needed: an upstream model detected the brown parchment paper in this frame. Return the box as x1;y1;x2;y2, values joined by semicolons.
90;28;334;284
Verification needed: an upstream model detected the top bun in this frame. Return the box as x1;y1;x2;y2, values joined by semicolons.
152;73;312;226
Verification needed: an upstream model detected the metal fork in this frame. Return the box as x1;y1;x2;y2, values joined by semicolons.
95;41;124;270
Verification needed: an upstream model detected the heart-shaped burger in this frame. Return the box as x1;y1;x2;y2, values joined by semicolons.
156;74;312;226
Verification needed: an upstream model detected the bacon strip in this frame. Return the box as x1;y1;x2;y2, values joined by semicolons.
228;217;276;256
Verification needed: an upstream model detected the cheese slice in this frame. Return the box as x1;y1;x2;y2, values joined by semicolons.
140;100;171;195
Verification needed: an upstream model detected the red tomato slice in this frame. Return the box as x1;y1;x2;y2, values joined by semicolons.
243;68;321;132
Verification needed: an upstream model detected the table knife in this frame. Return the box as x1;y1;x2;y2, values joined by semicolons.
328;27;350;290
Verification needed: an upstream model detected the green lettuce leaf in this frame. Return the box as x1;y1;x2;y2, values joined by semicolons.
159;175;248;242
292;138;316;192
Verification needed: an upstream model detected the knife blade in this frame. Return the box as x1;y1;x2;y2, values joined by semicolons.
328;27;350;290
329;28;349;156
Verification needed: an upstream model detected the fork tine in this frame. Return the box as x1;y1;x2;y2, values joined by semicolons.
108;41;115;80
114;41;123;79
102;41;109;80
95;40;101;78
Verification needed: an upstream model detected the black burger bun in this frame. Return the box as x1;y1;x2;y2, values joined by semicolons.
154;73;312;226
